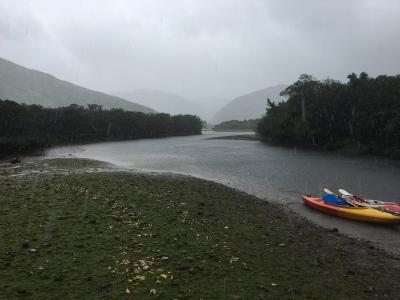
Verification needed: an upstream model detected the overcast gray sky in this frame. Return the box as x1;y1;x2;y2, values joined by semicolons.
1;0;399;102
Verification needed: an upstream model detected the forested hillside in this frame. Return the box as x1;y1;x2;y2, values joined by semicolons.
257;73;400;157
0;100;202;158
0;57;155;113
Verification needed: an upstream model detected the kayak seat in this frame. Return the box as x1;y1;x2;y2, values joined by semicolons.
323;194;352;207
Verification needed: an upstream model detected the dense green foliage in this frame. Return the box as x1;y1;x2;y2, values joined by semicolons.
213;119;259;131
0;100;202;157
257;73;400;157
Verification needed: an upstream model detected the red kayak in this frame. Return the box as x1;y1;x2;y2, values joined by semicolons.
338;189;400;216
375;204;400;215
303;195;400;224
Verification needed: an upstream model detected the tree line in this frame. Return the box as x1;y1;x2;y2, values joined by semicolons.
0;100;202;158
213;119;259;131
257;73;400;157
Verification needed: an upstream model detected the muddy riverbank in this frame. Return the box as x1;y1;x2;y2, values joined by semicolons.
47;132;400;255
1;158;399;299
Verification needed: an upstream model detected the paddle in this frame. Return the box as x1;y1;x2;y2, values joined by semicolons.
338;188;397;206
323;188;357;207
338;189;352;197
337;189;372;207
339;188;400;216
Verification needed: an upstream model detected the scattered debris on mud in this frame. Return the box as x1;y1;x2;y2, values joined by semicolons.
0;158;399;299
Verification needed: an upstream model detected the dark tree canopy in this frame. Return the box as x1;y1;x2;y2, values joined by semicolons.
257;73;400;157
213;119;259;131
0;100;202;157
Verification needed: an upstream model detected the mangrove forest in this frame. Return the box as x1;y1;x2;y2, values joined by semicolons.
0;100;202;158
257;73;400;157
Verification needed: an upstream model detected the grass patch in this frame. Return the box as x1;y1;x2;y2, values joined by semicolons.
41;158;111;169
0;162;399;299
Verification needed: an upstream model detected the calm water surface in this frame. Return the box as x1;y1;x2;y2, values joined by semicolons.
48;131;400;253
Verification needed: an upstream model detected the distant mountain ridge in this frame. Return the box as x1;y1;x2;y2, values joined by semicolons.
211;84;288;123
0;57;155;113
115;89;207;117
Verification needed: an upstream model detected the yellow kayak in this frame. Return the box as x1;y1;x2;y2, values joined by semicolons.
303;196;400;224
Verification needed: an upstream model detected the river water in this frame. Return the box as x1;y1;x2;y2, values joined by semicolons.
47;131;400;254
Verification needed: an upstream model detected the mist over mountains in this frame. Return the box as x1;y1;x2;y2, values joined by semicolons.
115;89;208;117
115;86;290;124
0;57;155;113
0;56;290;123
211;84;288;124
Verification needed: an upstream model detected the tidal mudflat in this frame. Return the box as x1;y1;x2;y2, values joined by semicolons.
1;158;399;299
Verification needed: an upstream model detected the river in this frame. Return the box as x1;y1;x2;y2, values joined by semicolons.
47;131;400;254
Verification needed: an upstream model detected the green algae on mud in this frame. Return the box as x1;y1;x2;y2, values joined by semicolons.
0;159;399;299
41;158;112;169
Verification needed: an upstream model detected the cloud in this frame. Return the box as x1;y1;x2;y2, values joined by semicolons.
0;0;399;101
